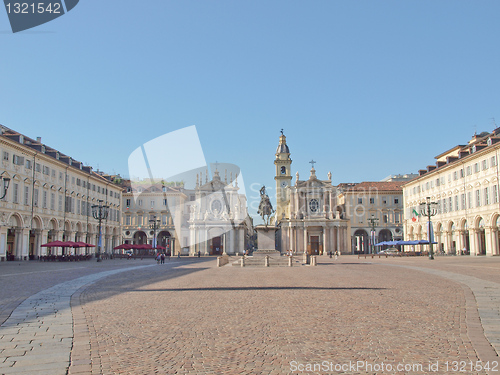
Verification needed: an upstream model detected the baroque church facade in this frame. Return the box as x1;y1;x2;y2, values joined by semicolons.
273;133;351;255
121;167;252;256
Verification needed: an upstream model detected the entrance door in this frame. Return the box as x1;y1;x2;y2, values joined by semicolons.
212;236;222;255
310;236;320;255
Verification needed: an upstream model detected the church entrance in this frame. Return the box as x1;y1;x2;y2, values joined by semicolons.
211;236;223;255
310;236;320;255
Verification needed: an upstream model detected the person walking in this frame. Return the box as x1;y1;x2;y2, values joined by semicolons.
160;253;165;264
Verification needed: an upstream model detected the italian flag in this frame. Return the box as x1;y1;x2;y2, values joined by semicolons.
411;209;419;222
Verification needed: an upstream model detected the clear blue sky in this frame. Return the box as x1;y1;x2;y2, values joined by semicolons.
1;1;499;219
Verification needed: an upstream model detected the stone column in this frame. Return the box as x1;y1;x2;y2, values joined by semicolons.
485;226;494;256
336;227;340;254
34;229;43;258
204;229;209;255
492;228;500;256
189;226;196;256
322;229;327;256
303;226;308;254
14;228;24;261
470;229;479;256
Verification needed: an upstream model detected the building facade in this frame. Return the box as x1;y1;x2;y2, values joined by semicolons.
337;181;405;254
274;133;351;255
403;129;500;256
0;125;122;261
121;168;252;255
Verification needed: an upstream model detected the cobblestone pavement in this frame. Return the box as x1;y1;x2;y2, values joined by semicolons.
1;255;499;375
75;256;499;374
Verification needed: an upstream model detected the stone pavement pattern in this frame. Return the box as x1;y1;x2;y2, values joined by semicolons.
0;263;154;375
77;257;497;374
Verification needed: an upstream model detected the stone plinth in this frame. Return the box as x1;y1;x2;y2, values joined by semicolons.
254;225;280;257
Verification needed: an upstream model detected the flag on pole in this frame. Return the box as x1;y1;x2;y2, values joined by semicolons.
412;209;419;222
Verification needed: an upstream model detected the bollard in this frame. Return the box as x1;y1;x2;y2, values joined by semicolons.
265;255;269;267
240;256;245;267
217;257;221;267
288;256;293;267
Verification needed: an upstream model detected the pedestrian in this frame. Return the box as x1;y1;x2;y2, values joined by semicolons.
156;253;161;264
160;253;165;264
197;250;201;258
335;250;338;260
329;251;332;258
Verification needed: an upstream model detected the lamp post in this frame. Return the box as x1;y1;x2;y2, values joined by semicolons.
92;199;109;262
367;214;379;254
0;176;10;199
419;196;438;260
149;215;160;254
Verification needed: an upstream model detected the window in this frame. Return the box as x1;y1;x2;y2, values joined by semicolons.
81;200;86;216
59;195;63;211
395;212;400;223
42;190;47;208
467;166;472;176
453;171;457;180
476;190;481;207
474;163;479;173
383;214;388;223
138;199;142;207
461;193;466;210
34;189;39;207
35;163;41;172
394;198;399;204
13;155;24;165
382;197;387;204
369;198;374;204
25;160;32;169
309;199;319;213
163;199;167;206
76;178;81;186
24;186;29;205
2;151;9;161
51;193;55;210
150;200;155;208
468;192;472;209
42;166;50;175
436;178;440;187
59;172;63;181
449;197;453;212
77;199;80;215
51;169;55;178
97;186;100;193
126;216;131;225
484;187;490;205
482;160;488;170
491;156;497;167
443;199;447;213
494;185;499;204
459;169;464;178
126;199;131;207
455;195;459;211
357;198;362;204
13;183;18;203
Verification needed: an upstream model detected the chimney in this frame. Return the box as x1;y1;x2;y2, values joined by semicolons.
36;137;42;143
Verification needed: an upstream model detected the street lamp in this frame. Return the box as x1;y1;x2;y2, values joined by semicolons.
419;196;438;260
0;176;10;199
149;215;160;253
92;199;109;262
367;214;379;255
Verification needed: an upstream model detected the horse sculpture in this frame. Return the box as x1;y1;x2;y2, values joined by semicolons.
257;186;274;226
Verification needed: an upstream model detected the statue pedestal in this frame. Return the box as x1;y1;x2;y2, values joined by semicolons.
254;225;280;257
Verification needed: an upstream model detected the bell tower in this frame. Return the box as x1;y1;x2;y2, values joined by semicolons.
274;129;292;222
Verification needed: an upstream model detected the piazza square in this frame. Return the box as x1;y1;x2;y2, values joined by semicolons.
2;1;500;374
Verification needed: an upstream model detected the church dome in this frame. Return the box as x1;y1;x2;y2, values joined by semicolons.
276;143;290;154
276;134;290;154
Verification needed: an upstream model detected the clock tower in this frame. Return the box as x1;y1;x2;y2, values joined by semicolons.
274;130;292;222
